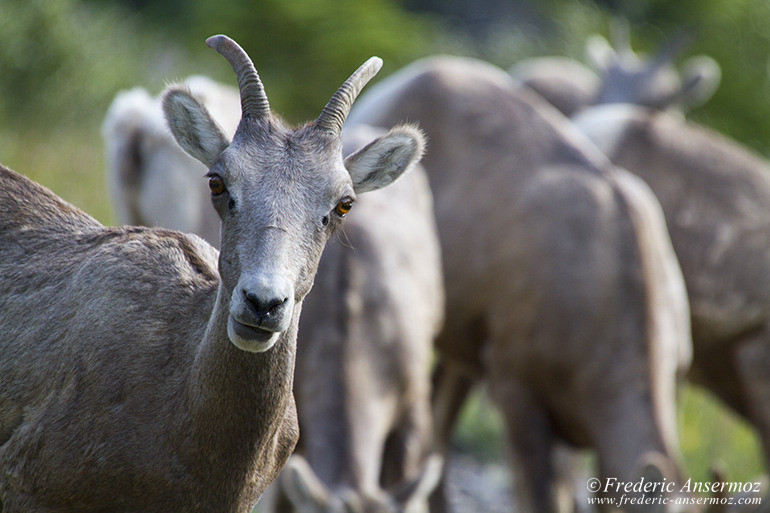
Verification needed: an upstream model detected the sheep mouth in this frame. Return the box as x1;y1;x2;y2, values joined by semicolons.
227;316;279;352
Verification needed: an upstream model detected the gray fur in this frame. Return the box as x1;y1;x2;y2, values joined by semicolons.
509;56;600;117
348;55;692;513
0;36;418;512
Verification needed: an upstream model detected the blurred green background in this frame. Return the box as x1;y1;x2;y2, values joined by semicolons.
0;0;766;489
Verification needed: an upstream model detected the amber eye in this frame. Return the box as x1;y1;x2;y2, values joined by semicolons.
208;175;226;195
334;197;354;217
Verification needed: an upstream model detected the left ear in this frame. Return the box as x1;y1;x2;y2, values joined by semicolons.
344;124;426;194
162;86;231;168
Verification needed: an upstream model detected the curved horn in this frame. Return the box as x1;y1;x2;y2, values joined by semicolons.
206;35;270;119
316;56;383;134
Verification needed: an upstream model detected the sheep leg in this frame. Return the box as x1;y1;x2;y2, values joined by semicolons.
428;360;477;513
491;379;557;513
431;360;476;454
381;405;433;489
582;379;677;513
552;444;592;513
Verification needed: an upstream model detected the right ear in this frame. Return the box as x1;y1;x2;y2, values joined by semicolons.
585;34;616;73
280;455;332;513
679;55;721;109
344;124;426;194
162;86;230;168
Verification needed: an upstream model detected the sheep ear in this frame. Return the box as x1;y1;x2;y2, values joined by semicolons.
344;124;426;194
162;86;230;168
585;34;616;73
280;455;332;513
678;55;721;108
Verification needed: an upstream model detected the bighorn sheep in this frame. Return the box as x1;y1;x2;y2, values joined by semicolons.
347;56;692;512
510;23;720;116
0;35;424;513
104;77;446;513
573;102;770;481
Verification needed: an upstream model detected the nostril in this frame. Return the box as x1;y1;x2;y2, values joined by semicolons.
244;290;288;317
244;290;261;311
267;297;288;315
261;297;287;317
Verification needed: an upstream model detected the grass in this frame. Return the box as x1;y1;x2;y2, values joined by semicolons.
453;385;508;461
0;124;113;225
679;384;764;484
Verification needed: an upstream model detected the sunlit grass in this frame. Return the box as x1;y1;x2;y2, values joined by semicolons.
679;384;764;484
0;125;114;225
454;386;507;461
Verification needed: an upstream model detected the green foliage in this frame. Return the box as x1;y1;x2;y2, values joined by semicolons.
0;0;188;221
179;0;444;122
453;0;609;67
645;0;770;155
0;0;181;132
448;0;770;156
0;127;113;224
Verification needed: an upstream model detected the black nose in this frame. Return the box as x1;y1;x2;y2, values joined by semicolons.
244;291;289;320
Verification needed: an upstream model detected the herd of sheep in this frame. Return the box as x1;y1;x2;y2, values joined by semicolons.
0;24;769;513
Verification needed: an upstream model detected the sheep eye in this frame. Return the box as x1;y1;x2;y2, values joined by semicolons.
334;197;354;217
209;175;226;195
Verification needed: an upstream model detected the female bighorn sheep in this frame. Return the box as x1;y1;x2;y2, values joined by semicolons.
347;56;692;513
573;101;770;486
103;80;446;511
0;35;424;513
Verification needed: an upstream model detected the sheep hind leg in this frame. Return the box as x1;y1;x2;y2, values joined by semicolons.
431;360;476;455
490;379;557;513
